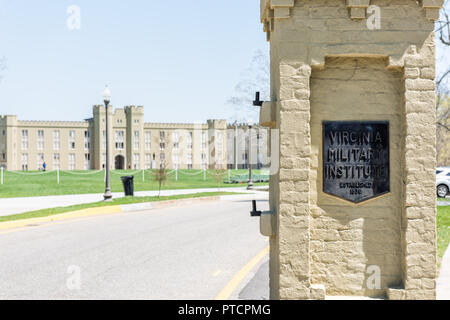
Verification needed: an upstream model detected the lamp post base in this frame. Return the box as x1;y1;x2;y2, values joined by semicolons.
104;191;113;202
247;181;254;190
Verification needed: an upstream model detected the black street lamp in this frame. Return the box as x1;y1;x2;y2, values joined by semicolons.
103;86;112;201
247;121;254;190
248;91;264;189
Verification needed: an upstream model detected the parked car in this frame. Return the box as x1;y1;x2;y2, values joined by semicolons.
436;167;450;198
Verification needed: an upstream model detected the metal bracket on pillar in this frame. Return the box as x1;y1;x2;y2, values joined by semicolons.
250;200;262;217
253;91;264;107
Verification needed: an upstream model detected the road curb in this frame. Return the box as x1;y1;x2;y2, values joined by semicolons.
0;205;123;231
0;193;266;231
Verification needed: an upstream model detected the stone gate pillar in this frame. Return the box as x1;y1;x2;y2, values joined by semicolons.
259;0;444;299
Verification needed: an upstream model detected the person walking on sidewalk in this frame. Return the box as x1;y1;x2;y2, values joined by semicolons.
43;161;47;172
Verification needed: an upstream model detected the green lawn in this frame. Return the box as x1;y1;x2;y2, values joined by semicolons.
0;192;241;223
438;206;450;268
0;169;268;198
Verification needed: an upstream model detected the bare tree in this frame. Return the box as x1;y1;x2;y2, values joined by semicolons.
211;167;227;193
226;49;270;123
152;161;169;199
437;4;450;94
435;2;450;165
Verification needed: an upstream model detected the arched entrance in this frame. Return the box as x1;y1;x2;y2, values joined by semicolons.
115;155;125;170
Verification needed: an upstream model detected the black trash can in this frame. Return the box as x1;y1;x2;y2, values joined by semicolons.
121;176;134;196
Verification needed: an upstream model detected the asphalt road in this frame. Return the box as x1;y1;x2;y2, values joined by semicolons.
0;198;269;299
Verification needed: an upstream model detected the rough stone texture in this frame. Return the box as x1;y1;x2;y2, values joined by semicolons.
310;57;404;297
386;288;406;300
310;284;326;300
402;37;437;300
260;0;441;300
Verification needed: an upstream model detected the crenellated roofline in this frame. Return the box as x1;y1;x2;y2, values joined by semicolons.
260;0;444;40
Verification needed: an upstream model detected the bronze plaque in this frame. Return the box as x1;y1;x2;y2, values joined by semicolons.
323;121;390;203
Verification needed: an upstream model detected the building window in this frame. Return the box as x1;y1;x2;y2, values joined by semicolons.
159;131;165;150
21;130;28;150
187;153;193;170
145;154;151;169
242;153;248;169
241;134;247;152
217;132;223;150
37;130;44;150
102;130;106;149
102;153;106;169
53;154;60;170
84;130;91;150
160;153;165;167
2;130;5;136
134;131;139;150
37;153;44;170
133;153;140;169
173;132;179;150
172;153;179;169
145;131;151;151
115;131;124;149
217;131;223;166
21;153;28;171
69;154;75;171
201;132;206;150
187;132;193;149
84;153;90;170
53;131;60;150
69;131;76;150
201;153;206;170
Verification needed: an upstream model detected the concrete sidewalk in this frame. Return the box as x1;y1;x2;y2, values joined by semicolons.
437;247;450;300
0;187;267;217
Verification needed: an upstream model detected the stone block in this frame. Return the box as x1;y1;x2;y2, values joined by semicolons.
310;284;326;300
424;7;441;21
271;0;294;7
274;7;291;20
349;7;366;19
404;67;420;78
386;288;406;300
346;0;371;7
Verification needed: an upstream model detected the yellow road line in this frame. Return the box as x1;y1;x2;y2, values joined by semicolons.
212;270;222;277
0;218;91;235
0;195;229;234
215;245;269;300
0;205;123;232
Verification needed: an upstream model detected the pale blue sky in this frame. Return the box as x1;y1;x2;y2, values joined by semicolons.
0;1;448;123
0;1;269;123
